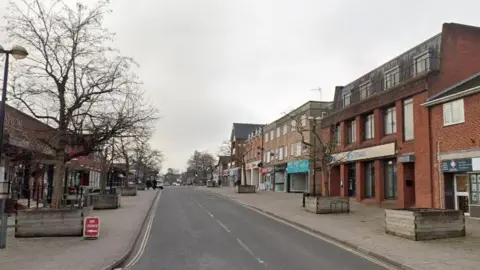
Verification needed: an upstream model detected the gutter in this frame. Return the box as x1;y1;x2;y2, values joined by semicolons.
422;85;480;107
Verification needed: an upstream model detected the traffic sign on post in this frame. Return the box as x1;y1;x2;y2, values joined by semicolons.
83;216;100;239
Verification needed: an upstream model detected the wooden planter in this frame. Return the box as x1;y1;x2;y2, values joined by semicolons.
385;208;466;241
120;186;137;196
304;196;350;214
207;181;214;188
15;206;93;237
86;193;121;210
237;185;256;193
135;183;146;190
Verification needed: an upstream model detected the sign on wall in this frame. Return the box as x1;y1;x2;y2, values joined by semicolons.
331;143;396;163
441;158;473;172
286;159;309;174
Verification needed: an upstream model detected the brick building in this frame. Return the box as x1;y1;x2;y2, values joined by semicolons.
258;101;331;193
244;127;264;188
320;23;480;209
229;123;264;185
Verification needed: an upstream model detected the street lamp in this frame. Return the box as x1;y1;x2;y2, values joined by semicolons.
307;116;322;197
0;45;28;249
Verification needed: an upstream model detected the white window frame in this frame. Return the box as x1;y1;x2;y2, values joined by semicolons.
413;51;430;75
321;111;327;118
296;142;302;157
443;99;465;126
291;120;297;133
348;120;356;144
403;98;414;141
343;92;351;107
279;147;283;160
365;114;374;140
335;124;341;146
276;127;281;138
270;130;274;140
284;145;288;157
264;133;268;142
282;124;288;135
384;107;397;135
359;81;372;100
384;66;400;90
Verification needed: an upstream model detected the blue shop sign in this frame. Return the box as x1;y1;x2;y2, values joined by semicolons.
287;159;310;174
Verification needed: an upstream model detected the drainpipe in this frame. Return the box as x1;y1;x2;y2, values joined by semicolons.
437;140;443;209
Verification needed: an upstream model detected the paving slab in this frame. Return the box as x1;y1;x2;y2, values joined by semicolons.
0;190;159;270
199;187;480;270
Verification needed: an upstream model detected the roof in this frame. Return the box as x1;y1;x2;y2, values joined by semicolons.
423;72;480;106
218;156;230;164
231;123;264;141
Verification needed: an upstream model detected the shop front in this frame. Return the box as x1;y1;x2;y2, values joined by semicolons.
229;167;240;186
441;157;480;217
286;159;309;193
247;161;261;188
273;164;287;192
260;167;274;191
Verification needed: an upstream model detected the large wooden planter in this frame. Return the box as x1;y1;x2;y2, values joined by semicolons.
304;196;350;214
86;193;121;210
385;208;466;241
207;181;214;188
15;206;93;237
120;186;137;196
237;185;256;193
135;183;146;190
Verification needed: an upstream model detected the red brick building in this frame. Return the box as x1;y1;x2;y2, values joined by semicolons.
320;23;480;209
423;73;480;216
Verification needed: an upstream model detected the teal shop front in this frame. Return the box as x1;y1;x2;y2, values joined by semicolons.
286;159;309;193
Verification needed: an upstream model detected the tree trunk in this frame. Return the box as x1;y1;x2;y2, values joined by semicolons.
50;159;65;209
125;162;130;187
242;161;247;186
100;150;108;193
325;169;331;197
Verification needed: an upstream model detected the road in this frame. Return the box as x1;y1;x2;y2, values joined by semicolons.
128;187;391;270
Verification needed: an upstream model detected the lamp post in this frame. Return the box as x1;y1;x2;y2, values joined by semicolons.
308;116;322;197
0;45;28;249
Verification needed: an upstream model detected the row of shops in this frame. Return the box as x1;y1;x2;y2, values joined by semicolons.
220;159;310;193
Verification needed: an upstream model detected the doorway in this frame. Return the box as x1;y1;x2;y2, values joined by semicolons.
454;174;469;214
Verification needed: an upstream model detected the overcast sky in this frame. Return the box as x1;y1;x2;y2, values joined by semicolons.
2;0;480;171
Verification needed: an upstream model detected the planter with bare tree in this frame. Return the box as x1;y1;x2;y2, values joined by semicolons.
120;186;137;196
385;208;465;241
15;205;93;237
290;113;351;214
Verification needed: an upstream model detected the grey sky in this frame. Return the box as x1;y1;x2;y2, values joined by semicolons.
2;0;480;171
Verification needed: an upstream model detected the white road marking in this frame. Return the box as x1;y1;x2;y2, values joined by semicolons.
205;191;398;270
196;199;264;265
123;191;163;269
236;238;264;264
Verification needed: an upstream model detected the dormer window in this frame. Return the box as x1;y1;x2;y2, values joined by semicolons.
384;66;400;90
414;51;430;75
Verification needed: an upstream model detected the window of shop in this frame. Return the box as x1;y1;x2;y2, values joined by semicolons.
335;124;341;145
403;98;414;141
347;163;356;197
384;107;396;135
470;174;480;207
364;113;374;140
364;162;375;198
348;119;356;144
384;159;397;199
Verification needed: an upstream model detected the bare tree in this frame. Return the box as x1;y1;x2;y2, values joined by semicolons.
217;140;231;156
132;141;164;182
4;0;158;207
186;151;216;183
289;112;348;196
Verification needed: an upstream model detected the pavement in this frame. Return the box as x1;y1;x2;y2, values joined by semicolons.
199;187;480;270
0;189;159;270
129;187;389;270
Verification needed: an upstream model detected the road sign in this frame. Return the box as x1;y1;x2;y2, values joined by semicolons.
83;216;100;239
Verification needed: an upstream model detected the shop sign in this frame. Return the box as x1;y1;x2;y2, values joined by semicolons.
441;158;472;172
398;154;415;163
331;143;395;163
286;159;309;174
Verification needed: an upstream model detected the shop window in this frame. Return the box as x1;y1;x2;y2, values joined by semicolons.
384;160;397;199
443;99;465;126
348;119;356;144
364;113;374;140
347;163;356;197
384;107;396;135
403;98;414;141
364;162;375;198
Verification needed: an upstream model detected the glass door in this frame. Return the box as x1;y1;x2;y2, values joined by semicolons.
454;174;469;214
384;160;398;199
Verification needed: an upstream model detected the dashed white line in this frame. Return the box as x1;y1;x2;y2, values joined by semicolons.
215;219;231;233
236;238;264;264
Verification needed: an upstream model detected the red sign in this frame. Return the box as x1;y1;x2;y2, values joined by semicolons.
83;216;100;239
